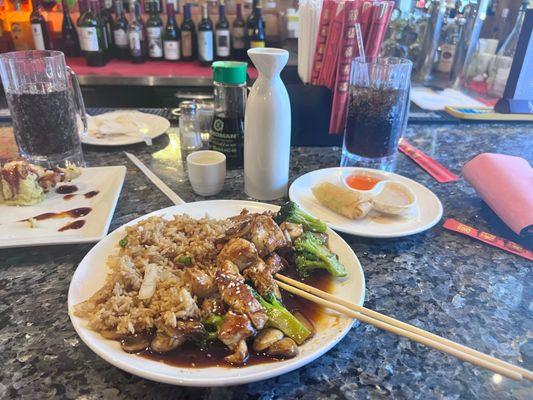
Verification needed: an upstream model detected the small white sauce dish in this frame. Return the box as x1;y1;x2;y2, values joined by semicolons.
340;169;390;200
372;181;417;215
186;150;226;196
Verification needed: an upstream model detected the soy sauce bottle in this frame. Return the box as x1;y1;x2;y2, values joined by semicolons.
210;61;248;169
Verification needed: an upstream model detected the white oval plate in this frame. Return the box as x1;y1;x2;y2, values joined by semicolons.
289;167;443;238
82;111;170;146
68;200;365;387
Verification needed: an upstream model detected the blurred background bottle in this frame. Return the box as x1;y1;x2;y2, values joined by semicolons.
163;2;180;61
61;0;80;56
127;0;146;63
112;0;129;60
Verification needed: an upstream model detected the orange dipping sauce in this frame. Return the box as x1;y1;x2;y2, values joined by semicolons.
346;174;382;190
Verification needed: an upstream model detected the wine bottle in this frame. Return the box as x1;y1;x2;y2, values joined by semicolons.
30;0;50;50
79;0;107;66
214;2;230;60
180;3;195;61
232;3;246;60
61;0;80;56
163;2;180;61
76;0;88;42
99;0;114;57
127;0;146;63
198;3;213;65
112;0;129;59
146;1;163;60
249;4;265;48
246;0;258;39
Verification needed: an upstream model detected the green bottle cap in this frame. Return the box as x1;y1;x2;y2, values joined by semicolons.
212;61;248;85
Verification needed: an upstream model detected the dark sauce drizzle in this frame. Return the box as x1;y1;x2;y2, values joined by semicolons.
62;190;100;200
140;271;332;368
20;207;92;222
55;185;78;194
58;220;86;231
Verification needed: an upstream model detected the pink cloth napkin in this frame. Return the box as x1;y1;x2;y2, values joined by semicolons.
462;153;533;237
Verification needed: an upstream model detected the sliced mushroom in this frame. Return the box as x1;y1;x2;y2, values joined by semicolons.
267;337;298;358
252;328;284;352
121;332;153;353
293;311;316;338
150;332;186;353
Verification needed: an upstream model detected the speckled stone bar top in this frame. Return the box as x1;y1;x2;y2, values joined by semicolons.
1;122;531;399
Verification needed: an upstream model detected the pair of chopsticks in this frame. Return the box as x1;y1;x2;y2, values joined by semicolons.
275;274;533;382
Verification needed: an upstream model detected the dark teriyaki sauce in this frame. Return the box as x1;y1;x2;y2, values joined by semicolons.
56;185;78;194
140;271;332;368
58;219;86;231
84;190;100;198
20;207;92;221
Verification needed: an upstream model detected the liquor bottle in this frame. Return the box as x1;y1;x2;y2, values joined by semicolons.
112;0;129;59
215;1;230;60
163;2;180;61
262;0;279;45
127;0;146;63
197;3;213;65
79;0;107;66
61;0;80;56
231;3;246;60
100;0;114;56
30;0;51;49
76;0;88;40
8;0;33;50
248;4;265;48
436;9;458;74
0;6;15;52
246;0;258;39
143;0;161;14
180;3;195;61
146;1;163;60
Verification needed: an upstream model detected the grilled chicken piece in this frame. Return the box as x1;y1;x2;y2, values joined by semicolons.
265;253;287;275
200;296;227;318
243;259;280;298
183;267;216;298
217;238;259;271
250;215;287;257
215;260;267;329
218;311;254;365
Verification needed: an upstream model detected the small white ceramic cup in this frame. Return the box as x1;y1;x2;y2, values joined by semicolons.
186;150;226;196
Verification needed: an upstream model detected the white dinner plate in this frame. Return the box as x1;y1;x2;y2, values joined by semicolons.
0;166;125;249
289;167;443;238
68;200;365;387
83;111;170;146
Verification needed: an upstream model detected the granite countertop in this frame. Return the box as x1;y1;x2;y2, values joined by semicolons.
1;122;532;399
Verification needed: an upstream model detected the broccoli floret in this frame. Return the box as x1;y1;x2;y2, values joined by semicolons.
203;314;224;341
275;201;327;233
253;289;311;345
294;232;347;278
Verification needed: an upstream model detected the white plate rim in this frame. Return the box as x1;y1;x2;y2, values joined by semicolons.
68;199;365;387
0;165;126;249
289;167;443;238
82;112;171;146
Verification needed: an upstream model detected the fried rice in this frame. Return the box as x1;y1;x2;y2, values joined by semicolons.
74;214;232;336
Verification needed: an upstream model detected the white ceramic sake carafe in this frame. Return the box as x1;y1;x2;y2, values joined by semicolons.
244;48;291;201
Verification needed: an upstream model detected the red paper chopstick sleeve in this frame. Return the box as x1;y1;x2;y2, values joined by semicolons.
398;139;460;183
311;0;336;85
444;219;533;261
318;2;345;89
328;0;362;134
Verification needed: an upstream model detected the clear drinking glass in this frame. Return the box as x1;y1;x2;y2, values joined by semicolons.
0;50;87;168
341;57;412;171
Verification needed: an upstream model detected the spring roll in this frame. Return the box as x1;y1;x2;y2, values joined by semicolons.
312;182;373;219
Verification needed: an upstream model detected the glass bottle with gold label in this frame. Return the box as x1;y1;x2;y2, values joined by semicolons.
8;0;33;50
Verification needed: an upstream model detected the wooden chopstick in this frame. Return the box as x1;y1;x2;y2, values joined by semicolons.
275;275;530;381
